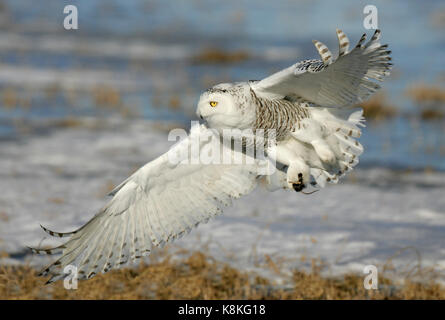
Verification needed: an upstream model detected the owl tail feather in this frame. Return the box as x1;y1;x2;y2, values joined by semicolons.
309;108;365;188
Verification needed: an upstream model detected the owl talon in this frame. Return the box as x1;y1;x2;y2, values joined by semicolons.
292;182;305;192
292;173;306;192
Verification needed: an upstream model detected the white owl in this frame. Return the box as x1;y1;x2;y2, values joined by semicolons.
30;29;392;283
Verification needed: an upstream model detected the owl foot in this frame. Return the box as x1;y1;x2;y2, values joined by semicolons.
286;158;310;192
291;173;306;192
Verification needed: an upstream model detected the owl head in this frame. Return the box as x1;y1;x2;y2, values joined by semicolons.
196;84;253;131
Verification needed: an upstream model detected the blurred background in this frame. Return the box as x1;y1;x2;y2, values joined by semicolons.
0;0;444;293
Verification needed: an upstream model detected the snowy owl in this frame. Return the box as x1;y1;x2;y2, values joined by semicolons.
30;29;392;283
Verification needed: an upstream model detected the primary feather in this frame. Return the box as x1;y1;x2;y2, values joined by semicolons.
251;29;392;107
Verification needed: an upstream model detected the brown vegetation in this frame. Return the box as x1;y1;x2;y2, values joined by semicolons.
51;117;84;129
2;87;19;108
359;93;397;121
407;85;445;105
420;109;444;120
406;84;445;120
0;87;31;109
1;251;444;300
192;48;250;64
92;85;122;108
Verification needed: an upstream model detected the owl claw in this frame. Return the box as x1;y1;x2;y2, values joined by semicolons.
292;182;305;192
292;173;306;192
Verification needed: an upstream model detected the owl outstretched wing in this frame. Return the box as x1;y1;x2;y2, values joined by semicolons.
251;29;392;107
29;124;260;283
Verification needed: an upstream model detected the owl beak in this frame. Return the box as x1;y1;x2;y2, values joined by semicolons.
196;109;204;120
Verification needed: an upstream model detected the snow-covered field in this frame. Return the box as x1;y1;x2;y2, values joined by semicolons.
1;118;444;283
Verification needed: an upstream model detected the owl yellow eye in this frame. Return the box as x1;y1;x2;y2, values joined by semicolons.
209;101;218;107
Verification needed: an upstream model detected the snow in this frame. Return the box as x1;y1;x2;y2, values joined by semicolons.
1;117;444;283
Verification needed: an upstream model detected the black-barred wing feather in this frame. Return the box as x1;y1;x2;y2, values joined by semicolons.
30;124;260;283
251;29;392;107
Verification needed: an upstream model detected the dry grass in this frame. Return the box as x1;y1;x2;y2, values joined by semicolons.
168;96;181;110
192;48;250;64
1;251;444;300
406;84;445;120
90;85;139;118
0;87;31;109
419;109;445;120
0;87;31;110
406;85;445;105
359;93;397;121
0;211;9;222
1;87;19;108
0;85;137;119
91;85;122;109
51;117;85;129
